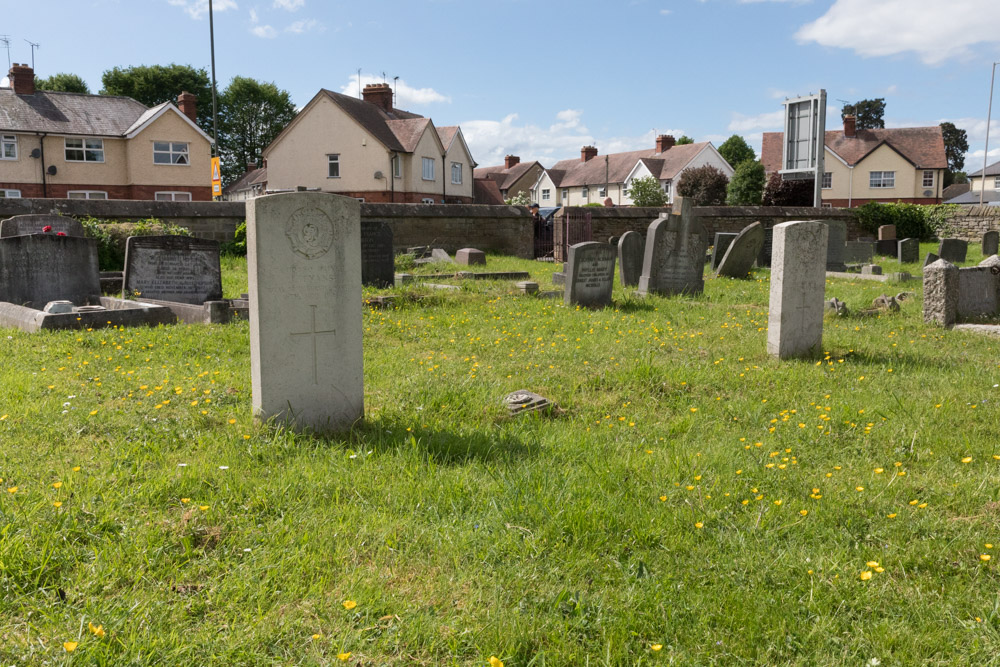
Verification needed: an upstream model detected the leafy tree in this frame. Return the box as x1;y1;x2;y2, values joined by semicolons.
625;175;668;207
35;73;90;94
217;76;296;185
841;98;885;130
676;165;729;206
675;135;694;145
505;191;531;206
761;173;814;206
717;135;756;168
950;171;968;185
726;161;766;206
939;121;969;186
101;64;213;132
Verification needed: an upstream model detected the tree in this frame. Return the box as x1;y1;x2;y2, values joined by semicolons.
35;73;89;94
940;121;969;186
675;135;694;145
101;64;213;132
841;98;885;130
626;176;668;207
217;76;297;185
676;165;729;206
726;161;766;206
717;135;756;168
761;172;814;206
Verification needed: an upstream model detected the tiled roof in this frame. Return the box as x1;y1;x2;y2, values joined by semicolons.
224;166;267;194
941;183;971;200
969;160;1000;178
124;102;171;135
546;143;712;187
436;126;458;150
474;177;505;205
0;89;149;136
386;118;430;152
320;89;423;153
474;161;543;191
762;126;948;173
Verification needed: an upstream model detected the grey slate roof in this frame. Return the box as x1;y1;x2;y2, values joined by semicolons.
968;160;1000;178
0;89;149;136
944;189;1000;205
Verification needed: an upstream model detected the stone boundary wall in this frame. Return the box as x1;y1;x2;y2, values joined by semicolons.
943;206;1000;242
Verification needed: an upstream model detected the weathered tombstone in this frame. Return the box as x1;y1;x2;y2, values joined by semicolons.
825;220;847;271
979;255;1000;269
766;221;828;359
455;248;486;266
431;248;454;263
710;233;737;271
361;221;395;287
716;222;765;279
876;239;898;256
247;192;364;432
896;238;919;264
923;252;939;267
938;239;968;263
756;226;773;267
923;259;958;326
862;264;882;275
0;214;85;238
0;234;101;308
617;231;644;287
958;266;1000;319
122;236;223;304
638;198;709;296
878;225;896;241
844;241;875;264
564;242;616;308
552;271;565;286
984;231;1000;257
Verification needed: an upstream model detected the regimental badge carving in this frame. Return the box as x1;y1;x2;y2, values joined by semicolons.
285;207;334;259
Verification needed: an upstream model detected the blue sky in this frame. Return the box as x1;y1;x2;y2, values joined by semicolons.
4;0;1000;170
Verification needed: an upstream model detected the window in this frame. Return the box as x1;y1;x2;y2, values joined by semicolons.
869;171;895;188
451;161;463;184
922;170;934;188
67;191;108;200
393;155;402;178
663;181;671;195
822;203;833;208
561;188;568;200
994;176;1000;189
598;187;607;198
0;189;21;198
65;138;104;162
328;154;340;178
153;141;189;165
1;135;16;160
154;191;192;201
822;172;832;189
355;197;365;203
422;157;435;181
421;197;435;204
541;188;550;201
581;187;589;198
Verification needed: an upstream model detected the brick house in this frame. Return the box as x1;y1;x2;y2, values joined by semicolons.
262;83;475;203
761;116;948;207
0;64;213;201
474;155;544;201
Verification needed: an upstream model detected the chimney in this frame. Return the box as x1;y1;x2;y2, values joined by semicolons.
247;160;258;172
362;83;393;112
844;115;856;138
655;134;676;153
9;63;35;95
581;145;598;162
504;155;520;169
177;91;198;123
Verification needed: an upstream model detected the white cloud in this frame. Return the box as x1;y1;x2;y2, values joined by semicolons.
660;9;672;15
796;0;1000;64
274;0;304;9
728;110;784;132
286;18;321;33
167;0;237;20
339;74;450;106
249;8;277;38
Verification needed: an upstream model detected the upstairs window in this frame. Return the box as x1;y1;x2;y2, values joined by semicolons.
922;170;934;187
328;154;340;178
822;172;832;189
451;161;463;184
994;175;1000;189
1;135;17;160
869;171;895;188
541;188;551;201
65;138;104;163
153;142;189;165
422;157;435;181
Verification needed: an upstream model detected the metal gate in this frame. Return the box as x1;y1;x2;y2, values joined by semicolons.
553;210;592;262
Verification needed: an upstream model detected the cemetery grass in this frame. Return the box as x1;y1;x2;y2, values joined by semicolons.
5;253;1000;665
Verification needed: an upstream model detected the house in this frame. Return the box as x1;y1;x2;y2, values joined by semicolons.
967;160;1000;196
473;155;544;201
263;83;475;203
473;177;505;205
223;162;267;201
531;135;733;207
0;64;213;201
761;116;948;207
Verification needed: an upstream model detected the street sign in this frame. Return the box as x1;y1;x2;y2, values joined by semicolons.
211;157;222;197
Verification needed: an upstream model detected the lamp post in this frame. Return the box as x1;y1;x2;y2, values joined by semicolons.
209;0;220;159
981;61;999;206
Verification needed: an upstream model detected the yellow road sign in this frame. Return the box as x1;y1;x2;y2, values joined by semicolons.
211;157;222;197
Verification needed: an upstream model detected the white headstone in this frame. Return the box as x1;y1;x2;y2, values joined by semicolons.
767;221;828;359
247;192;364;432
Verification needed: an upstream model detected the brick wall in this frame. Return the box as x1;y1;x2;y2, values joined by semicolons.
0;184;212;200
942;206;1000;242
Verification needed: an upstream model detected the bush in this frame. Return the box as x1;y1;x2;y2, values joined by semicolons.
221;221;247;256
78;216;192;271
726;161;766;206
626;175;668;207
854;202;958;241
676;165;729;206
761;173;814;206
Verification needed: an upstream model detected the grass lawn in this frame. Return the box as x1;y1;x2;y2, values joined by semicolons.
3;244;1000;665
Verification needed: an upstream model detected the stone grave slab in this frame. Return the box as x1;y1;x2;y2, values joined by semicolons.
455;271;530;280
878;224;896;241
123;236;223;304
455;248;486;266
825;220;847;271
939;239;968;263
617;230;644;287
565;242;616;308
361;221;395;288
0;214;85;238
0;296;174;333
767;221;828;359
897;238;919;264
0;234;101;309
716;222;764;279
710;233;737;271
983;231;999;257
638;198;709;297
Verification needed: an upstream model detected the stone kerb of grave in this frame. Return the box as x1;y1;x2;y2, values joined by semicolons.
0;214;85;238
564;241;616;308
767;220;829;359
637;198;709;297
617;230;644;287
716;222;765;279
123;236;223;305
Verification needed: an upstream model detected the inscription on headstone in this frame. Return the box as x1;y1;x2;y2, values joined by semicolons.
361;221;395;288
0;214;85;238
565;242;616;308
122;236;223;304
638;198;709;296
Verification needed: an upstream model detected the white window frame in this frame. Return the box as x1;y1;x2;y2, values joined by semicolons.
327;154;340;178
663;180;671;195
153;141;190;165
154;191;192;202
541;188;550;201
993;175;1000;189
355;197;365;203
422;157;435;181
450;161;462;185
581;186;589;198
822;172;832;189
822;202;833;208
598;186;607;198
869;171;895;189
1;135;17;160
393;155;402;179
67;190;108;200
922;170;934;188
0;189;21;198
421;197;435;204
561;188;568;200
65;137;105;163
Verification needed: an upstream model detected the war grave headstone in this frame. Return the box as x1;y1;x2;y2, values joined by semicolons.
844;241;874;264
455;248;486;266
938;239;968;263
825;220;847;271
637;198;709;297
710;233;737;271
767;221;829;359
716;222;765;279
897;238;919;264
247;192;364;433
564;242;616;308
617;230;644;287
361;221;395;287
983;231;999;257
756;226;773;267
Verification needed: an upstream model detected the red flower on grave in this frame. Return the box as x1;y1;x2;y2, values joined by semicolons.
56;232;66;236
42;225;53;233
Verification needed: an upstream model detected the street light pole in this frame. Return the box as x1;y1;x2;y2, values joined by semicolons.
209;0;220;159
981;61;998;206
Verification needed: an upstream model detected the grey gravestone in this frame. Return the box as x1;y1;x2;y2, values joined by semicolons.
878;225;896;241
432;248;454;262
984;231;1000;257
0;234;101;308
638;198;709;296
767;221;828;359
844;241;874;264
711;233;737;270
924;252;939;267
552;271;565;286
938;239;968;263
247;192;364;433
716;222;765;279
876;239;897;256
360;221;395;288
924;259;958;326
825;220;847;271
608;236;620;246
122;236;223;304
517;281;539;294
0;214;85;238
756;226;773;268
565;242;616;308
862;264;882;275
455;248;486;266
617;231;644;287
897;238;919;264
958;266;1000;319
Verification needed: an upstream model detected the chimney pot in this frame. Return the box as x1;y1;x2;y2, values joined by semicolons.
504;155;520;169
581;145;598;162
9;63;35;95
844;115;857;138
362;83;394;112
655;134;676;153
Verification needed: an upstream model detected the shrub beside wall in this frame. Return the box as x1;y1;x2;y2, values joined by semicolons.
79;217;192;271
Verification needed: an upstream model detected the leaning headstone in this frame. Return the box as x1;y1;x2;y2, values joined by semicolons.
767;221;828;359
246;192;364;432
608;236;620;246
617;230;644;287
983;231;999;257
710;233;738;271
878;225;896;241
923;252;939;267
638;198;709;296
897;238;919;264
923;259;958;326
938;238;968;263
431;248;454;263
361;221;395;288
825;220;847;271
564;242;616;308
122;236;223;304
844;241;875;264
455;248;486;266
0;214;85;238
716;222;765;279
0;233;101;308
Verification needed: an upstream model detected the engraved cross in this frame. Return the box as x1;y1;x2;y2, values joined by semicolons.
290;305;336;385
